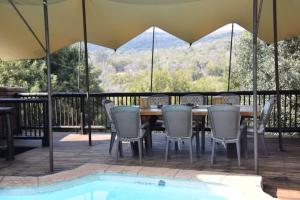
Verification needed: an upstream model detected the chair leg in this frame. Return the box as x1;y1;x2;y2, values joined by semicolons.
189;138;193;164
119;141;123;157
211;139;216;165
165;137;169;162
115;138;119;161
109;132;116;154
259;134;268;156
236;141;241;167
175;141;179;152
138;139;142;163
178;138;181;151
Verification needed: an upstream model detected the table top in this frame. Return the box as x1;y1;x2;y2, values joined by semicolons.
140;105;259;117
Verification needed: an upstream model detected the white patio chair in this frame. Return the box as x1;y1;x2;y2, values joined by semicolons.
180;94;205;106
217;93;240;105
147;94;169;149
149;94;170;106
102;99;117;154
180;94;205;153
162;105;194;164
208;105;241;166
110;106;145;163
246;97;275;156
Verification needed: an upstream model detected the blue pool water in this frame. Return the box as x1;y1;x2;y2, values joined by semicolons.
0;174;243;200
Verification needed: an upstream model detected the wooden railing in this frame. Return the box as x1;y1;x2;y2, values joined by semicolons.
16;90;300;135
0;97;48;146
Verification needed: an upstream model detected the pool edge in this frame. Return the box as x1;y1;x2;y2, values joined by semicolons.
0;163;275;200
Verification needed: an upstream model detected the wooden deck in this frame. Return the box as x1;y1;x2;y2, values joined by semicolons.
0;131;299;199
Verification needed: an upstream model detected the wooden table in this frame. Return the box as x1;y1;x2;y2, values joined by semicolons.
140;105;259;157
140;105;258;117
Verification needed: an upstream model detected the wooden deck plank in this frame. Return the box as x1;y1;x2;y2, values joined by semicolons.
0;132;299;199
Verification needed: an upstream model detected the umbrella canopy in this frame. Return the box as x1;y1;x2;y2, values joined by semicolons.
0;0;300;60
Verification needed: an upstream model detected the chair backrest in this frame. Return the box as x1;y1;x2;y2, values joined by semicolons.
218;93;240;105
102;99;116;132
162;105;192;138
149;94;169;106
102;99;114;122
208;105;241;140
180;94;205;105
110;106;141;139
258;97;275;132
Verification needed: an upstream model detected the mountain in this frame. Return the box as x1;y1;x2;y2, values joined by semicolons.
88;29;243;52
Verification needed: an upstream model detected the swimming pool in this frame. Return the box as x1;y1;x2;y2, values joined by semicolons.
0;173;244;200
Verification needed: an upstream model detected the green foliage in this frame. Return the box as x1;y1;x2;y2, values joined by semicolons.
0;59;46;92
100;41;229;92
231;32;300;91
0;46;103;92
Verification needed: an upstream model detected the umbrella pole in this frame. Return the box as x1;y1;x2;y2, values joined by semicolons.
43;0;53;173
252;0;259;174
227;23;234;92
82;0;92;146
150;27;155;92
273;0;283;151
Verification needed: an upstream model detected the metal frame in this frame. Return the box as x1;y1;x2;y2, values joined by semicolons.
273;0;283;151
42;0;53;172
82;0;92;146
227;23;234;92
150;27;155;92
252;0;259;174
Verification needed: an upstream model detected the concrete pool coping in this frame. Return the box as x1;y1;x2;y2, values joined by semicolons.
0;163;275;199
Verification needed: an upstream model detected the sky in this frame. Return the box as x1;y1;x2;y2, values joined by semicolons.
146;23;245;34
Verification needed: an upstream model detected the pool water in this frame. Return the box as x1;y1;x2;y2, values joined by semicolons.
0;174;242;200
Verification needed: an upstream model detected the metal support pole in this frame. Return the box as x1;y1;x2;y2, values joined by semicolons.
150;27;155;92
253;0;259;174
273;0;283;151
227;23;234;92
78;42;82;92
82;0;92;146
43;0;53;173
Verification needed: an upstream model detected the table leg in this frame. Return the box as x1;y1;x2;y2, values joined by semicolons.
130;141;139;156
201;117;206;152
145;130;152;156
196;132;200;157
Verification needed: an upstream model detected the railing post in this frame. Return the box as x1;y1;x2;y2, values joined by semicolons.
80;96;85;134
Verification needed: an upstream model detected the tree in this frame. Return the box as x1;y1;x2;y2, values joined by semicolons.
0;59;46;92
0;45;103;92
231;32;300;91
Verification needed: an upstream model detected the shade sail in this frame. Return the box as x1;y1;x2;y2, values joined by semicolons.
0;0;83;60
0;0;300;60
